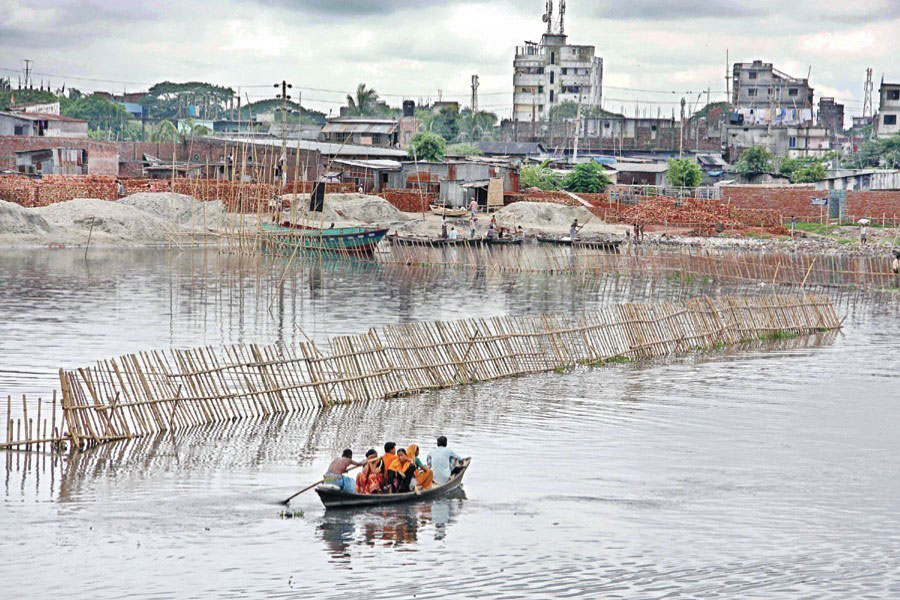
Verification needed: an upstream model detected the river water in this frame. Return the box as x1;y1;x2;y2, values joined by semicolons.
1;248;898;598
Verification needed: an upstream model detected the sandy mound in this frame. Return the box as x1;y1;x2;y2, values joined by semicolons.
119;192;225;229
281;193;408;225
34;198;177;242
493;202;598;229
0;200;53;236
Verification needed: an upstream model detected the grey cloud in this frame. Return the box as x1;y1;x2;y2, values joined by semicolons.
262;0;456;16
593;0;767;20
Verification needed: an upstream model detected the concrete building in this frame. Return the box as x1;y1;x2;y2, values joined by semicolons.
319;118;398;147
732;60;814;113
0;111;89;138
725;125;831;160
513;2;602;123
15;147;87;175
817;97;844;134
0;136;119;175
874;80;900;139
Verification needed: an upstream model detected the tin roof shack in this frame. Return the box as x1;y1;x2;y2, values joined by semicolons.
386;160;519;196
0;112;88;138
15;147;87;175
320;118;398;147
332;159;401;193
612;160;668;186
816;169;900;192
477;141;547;158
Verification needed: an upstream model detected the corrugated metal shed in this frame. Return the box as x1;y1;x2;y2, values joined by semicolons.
321;119;398;135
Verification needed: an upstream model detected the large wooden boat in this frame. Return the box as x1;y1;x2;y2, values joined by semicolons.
387;235;522;247
315;458;471;509
536;236;622;251
262;222;389;256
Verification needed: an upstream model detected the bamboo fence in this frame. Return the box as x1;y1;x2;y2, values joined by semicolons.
0;294;839;452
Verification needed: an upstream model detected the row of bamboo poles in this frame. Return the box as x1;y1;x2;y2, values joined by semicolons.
0;294;839;452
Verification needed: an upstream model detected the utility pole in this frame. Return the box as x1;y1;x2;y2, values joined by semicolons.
471;74;479;113
274;80;292;189
679;97;685;158
22;59;33;90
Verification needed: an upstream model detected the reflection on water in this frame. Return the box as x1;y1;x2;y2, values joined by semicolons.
1;248;899;598
318;490;467;560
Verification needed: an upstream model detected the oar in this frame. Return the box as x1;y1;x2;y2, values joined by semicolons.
279;461;369;505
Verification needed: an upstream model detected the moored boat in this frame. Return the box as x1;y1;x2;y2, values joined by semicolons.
429;204;469;218
263;222;389;256
536;236;622;251
315;458;471;509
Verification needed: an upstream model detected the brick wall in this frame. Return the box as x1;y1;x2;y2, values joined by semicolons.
380;189;437;212
720;185;900;220
0;136;119;175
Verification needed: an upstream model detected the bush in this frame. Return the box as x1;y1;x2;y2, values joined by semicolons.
407;132;446;162
520;163;561;190
791;162;827;183
446;143;483;157
562;162;611;194
666;158;702;188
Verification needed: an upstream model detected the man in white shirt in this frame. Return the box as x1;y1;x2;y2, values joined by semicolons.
426;435;462;485
448;227;459;240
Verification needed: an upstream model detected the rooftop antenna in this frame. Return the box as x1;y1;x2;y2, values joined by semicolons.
862;68;874;118
22;59;33;89
471;74;479;113
542;0;553;34
559;0;566;34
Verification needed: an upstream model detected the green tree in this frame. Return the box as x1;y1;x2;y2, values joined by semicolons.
667;158;702;188
844;135;900;169
520;161;561;190
407;131;446;161
432;106;460;142
150;120;179;143
562;162;611;193
141;81;235;120
446;143;483;157
60;93;136;138
343;83;398;117
458;109;498;141
791;162;827;183
548;101;621;121
735;146;773;176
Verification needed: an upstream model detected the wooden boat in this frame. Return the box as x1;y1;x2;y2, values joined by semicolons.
315;458;471;509
430;204;469;218
263;222;388;256
387;235;459;247
536;236;622;251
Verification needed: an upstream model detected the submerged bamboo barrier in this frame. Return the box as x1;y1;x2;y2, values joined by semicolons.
13;294;834;451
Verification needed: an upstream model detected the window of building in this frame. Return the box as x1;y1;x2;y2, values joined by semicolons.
749;71;757;80
538;85;544;93
748;89;757;96
562;68;567;75
789;88;799;96
651;125;657;132
549;90;554;103
538;67;544;74
885;115;898;125
789;137;797;148
888;90;900;100
14;125;24;135
538;105;544;111
550;52;555;65
604;121;610;128
550;71;554;84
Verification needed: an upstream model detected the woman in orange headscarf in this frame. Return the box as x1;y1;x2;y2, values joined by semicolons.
387;448;417;493
355;449;384;494
407;444;434;491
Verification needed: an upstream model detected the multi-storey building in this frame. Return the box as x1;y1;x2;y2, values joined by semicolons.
732;60;814;113
817;97;845;134
874;79;900;139
513;3;602;123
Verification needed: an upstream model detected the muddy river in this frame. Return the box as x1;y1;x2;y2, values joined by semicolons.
1;248;898;598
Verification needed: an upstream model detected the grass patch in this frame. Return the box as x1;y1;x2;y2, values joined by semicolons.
554;365;575;374
759;330;801;342
745;231;773;239
792;222;832;235
579;355;631;368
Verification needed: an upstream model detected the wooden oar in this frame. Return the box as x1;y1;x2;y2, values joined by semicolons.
279;461;369;505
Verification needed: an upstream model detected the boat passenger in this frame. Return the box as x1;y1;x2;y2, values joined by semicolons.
407;444;434;490
486;224;496;239
441;217;448;240
356;449;385;494
381;441;398;477
448;227;459;240
427;435;462;486
386;448;417;493
324;449;364;494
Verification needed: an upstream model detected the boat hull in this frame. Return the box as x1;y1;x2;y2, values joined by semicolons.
315;459;471;509
263;223;388;255
536;236;622;251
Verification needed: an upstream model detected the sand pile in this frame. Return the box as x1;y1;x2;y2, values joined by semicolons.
282;193;408;225
34;198;177;242
119;193;226;230
0;200;53;236
493;202;598;230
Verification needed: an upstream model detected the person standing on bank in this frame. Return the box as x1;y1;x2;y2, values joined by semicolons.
427;435;462;485
441;216;448;240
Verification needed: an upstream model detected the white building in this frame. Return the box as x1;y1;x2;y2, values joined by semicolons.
874;79;900;139
513;1;602;123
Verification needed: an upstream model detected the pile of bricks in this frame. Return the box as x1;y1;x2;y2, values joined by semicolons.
380;189;437;213
622;198;747;235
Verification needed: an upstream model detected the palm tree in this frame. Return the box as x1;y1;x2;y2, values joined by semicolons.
346;83;379;116
459;109;498;141
150;120;179;143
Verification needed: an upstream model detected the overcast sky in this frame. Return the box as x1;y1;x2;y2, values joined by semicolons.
1;0;897;120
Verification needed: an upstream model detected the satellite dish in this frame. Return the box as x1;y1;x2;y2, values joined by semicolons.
542;13;550;22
